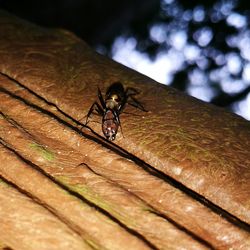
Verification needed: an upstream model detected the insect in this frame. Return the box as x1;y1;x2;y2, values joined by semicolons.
85;82;147;141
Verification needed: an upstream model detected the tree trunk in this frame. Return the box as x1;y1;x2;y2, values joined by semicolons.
0;10;249;250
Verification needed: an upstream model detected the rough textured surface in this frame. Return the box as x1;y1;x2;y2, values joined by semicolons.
0;10;249;250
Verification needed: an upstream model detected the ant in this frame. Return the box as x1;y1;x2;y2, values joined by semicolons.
85;82;147;141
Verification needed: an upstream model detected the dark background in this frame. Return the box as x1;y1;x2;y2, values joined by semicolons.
0;0;250;119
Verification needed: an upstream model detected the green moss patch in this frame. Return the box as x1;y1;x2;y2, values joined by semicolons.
29;143;55;161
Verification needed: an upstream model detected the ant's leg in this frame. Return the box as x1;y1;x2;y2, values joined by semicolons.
126;87;140;96
124;87;148;112
127;95;148;112
119;87;140;112
85;102;104;125
119;87;147;113
98;87;106;109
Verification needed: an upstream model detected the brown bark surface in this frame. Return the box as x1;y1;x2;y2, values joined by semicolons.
0;10;249;250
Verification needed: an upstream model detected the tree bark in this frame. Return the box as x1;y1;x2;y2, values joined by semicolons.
0;10;249;250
